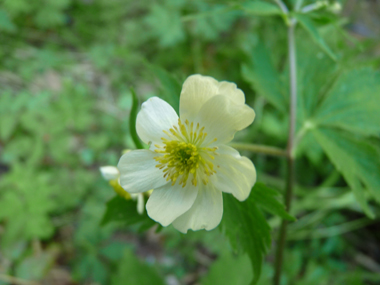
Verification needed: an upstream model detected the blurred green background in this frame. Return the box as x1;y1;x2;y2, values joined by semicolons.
0;0;380;284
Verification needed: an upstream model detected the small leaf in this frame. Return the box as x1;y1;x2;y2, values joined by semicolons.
241;40;286;113
221;193;271;284
241;1;283;16
101;196;156;231
251;183;296;221
129;88;144;149
111;248;165;285
294;13;337;61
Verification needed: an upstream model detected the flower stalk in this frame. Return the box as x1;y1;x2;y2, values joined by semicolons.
273;1;298;284
228;143;286;157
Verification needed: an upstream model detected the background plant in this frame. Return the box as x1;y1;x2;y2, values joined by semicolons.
0;0;380;284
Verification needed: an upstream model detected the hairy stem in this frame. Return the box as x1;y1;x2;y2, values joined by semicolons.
229;143;287;157
273;7;298;285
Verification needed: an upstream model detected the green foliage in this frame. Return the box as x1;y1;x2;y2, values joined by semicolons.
101;196;156;231
294;13;337;60
0;0;379;284
201;252;253;285
221;192;270;284
112;248;165;285
242;40;287;113
314;68;380;136
241;1;283;16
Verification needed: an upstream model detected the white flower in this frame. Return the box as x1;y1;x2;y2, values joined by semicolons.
118;74;256;233
100;165;145;215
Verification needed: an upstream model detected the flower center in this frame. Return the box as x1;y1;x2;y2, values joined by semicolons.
154;119;217;187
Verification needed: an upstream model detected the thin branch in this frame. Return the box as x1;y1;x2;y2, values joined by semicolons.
229;143;287;157
273;0;289;14
273;15;297;285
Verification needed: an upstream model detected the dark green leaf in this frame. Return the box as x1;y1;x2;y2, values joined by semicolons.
101;196;156;230
129;88;144;149
221;193;271;284
111;248;165;285
294;13;337;61
251;183;295;221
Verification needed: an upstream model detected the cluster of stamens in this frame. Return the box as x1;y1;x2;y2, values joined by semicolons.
154;119;217;187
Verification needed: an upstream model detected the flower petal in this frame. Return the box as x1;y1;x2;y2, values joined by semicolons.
179;75;247;122
212;145;256;201
146;183;198;226
172;184;223;233
117;150;168;193
136;97;179;146
196;95;255;145
100;166;120;181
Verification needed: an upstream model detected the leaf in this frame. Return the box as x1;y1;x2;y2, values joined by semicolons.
251;183;296;221
220;193;271;284
312;127;380;218
129;88;144;149
101;196;156;231
294;13;337;61
314;68;380;137
111;248;165;285
241;1;283;16
201;252;253;285
241;40;287;113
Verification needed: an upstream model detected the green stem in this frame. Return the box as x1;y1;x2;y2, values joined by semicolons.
273;1;297;283
229;143;286;157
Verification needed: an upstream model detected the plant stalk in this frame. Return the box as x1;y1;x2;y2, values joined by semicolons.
273;15;297;285
229;143;287;157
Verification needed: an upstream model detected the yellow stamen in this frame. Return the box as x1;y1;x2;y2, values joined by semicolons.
154;119;217;187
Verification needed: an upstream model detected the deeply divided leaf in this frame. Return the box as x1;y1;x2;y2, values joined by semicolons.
312;127;380;218
315;68;380;136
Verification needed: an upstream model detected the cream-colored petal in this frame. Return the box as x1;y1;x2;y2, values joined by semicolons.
212;145;256;201
179;75;219;122
217;81;245;105
172;184;223;233
180;75;247;122
196;95;255;145
100;166;120;181
117;150;167;193
146;183;198;227
136;97;179;146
